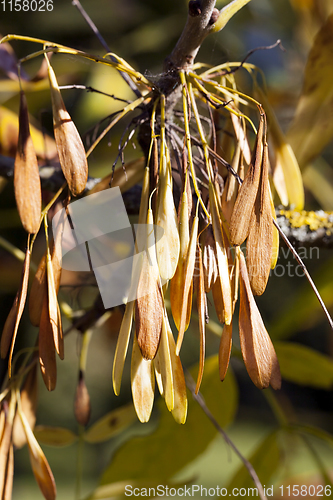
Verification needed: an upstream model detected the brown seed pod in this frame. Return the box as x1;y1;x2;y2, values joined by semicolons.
221;144;241;224
170;188;192;330
113;168;150;396
29;230;62;329
135;209;163;360
176;214;198;355
47;59;88;196
131;334;155;423
39;293;57;392
167;322;187;424
14;91;42;234
219;322;233;381
1;248;31;377
29;253;47;327
19;408;56;500
154;312;174;411
155;156;180;280
229;114;264;246
0;399;15;495
246;143;274;295
209;182;232;325
46;251;63;360
238;250;281;389
195;245;206;394
13;362;38;449
202;226;218;293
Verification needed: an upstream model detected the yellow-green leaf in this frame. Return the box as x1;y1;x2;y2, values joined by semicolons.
210;0;252;33
33;426;77;447
84;404;137;444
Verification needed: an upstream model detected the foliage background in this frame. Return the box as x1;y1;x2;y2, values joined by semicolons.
0;0;333;498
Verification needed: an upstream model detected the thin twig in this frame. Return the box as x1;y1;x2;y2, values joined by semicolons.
59;84;131;104
274;219;333;330
71;0;142;98
185;371;268;500
208;40;285;79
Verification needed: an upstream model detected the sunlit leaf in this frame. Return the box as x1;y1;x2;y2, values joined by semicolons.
287;14;333;169
211;0;252;33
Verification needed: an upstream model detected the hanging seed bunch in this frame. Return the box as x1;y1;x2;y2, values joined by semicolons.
112;66;288;422
0;1;304;425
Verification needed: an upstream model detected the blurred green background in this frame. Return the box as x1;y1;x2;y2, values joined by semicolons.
1;0;333;499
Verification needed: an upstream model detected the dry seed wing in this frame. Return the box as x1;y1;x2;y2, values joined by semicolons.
14;91;42;234
47;59;88;196
246;143;274;296
229;114;264;246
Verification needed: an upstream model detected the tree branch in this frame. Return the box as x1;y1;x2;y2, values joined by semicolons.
165;0;218;72
276;209;333;249
164;0;251;73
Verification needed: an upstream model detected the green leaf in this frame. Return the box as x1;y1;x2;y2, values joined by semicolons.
287;14;333;169
33;426;77;447
84;404;137;444
100;355;238;487
227;431;280;492
275;342;333;389
291;424;333;448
